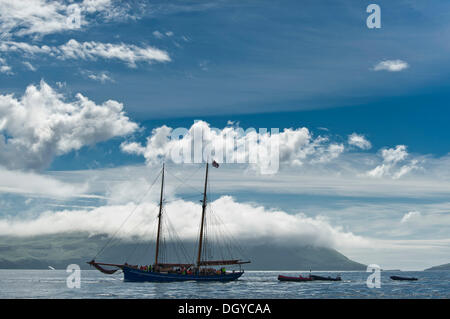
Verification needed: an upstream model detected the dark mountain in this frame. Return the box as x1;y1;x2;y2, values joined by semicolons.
0;233;366;270
424;263;450;271
243;244;365;270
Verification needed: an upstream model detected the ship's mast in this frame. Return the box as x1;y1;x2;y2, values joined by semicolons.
196;163;209;267
154;163;165;265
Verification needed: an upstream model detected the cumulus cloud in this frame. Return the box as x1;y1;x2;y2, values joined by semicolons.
82;70;114;83
0;195;368;250
0;39;171;67
121;120;345;173
381;145;408;163
0;80;138;170
373;59;409;72
348;133;371;150
0;0;132;38
366;145;420;179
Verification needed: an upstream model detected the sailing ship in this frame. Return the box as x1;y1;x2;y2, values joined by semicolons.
88;162;250;282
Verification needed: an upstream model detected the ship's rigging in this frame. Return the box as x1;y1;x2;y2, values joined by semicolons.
88;162;250;280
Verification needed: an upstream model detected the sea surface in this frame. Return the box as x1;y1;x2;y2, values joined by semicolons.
0;270;449;299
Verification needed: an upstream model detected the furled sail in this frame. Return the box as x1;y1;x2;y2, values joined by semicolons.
87;260;122;274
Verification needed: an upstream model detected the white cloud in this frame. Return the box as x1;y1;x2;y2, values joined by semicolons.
152;30;164;39
0;166;88;198
0;195;368;250
366;145;420;179
0;57;12;74
382;145;408;163
0;0;80;38
0;64;12;74
348;133;371;150
56;81;66;88
1;155;448;269
0;0;130;38
0;80;138;170
57;39;171;67
121;121;345;172
41;155;450;206
401;211;421;224
88;72;112;83
82;0;113;13
22;61;36;71
0;41;53;55
373;59;409;72
83;70;114;83
0;39;171;67
392;159;420;179
313;143;344;163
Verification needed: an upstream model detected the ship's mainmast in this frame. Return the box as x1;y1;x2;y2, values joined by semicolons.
154;163;165;266
196;163;209;267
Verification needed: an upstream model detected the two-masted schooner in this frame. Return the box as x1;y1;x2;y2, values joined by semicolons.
88;161;250;282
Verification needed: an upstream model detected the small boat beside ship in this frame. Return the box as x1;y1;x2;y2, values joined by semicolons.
390;275;418;281
278;275;313;282
310;274;341;281
278;273;341;282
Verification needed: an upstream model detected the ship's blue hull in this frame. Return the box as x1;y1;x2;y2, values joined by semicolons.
122;267;244;282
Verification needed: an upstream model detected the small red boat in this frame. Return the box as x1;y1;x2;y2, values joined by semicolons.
278;274;312;282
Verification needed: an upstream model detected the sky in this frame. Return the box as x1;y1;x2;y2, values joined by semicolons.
0;0;450;270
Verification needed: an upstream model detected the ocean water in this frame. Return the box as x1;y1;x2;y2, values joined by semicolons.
0;270;449;299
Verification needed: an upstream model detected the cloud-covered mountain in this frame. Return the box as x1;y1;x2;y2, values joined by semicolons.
1;0;450;272
0;233;366;270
